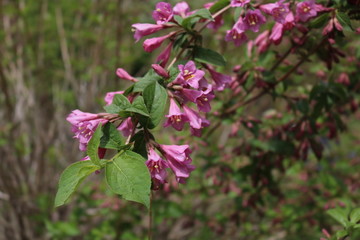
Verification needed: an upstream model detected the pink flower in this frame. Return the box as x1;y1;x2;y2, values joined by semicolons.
116;68;137;82
174;61;205;89
152;64;169;78
117;117;134;137
164;98;189;131
295;0;318;22
132;23;168;42
153;2;173;24
66;110;108;151
196;88;215;112
254;30;271;53
231;0;250;7
260;0;290;24
269;12;295;44
143;32;174;52
179;88;202;103
173;1;190;18
160;144;195;183
240;9;266;32
157;42;173;67
225;27;248;47
183;105;210;137
104;91;124;105
146;148;169;186
207;67;231;91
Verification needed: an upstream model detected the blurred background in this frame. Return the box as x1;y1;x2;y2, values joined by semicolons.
1;0;360;239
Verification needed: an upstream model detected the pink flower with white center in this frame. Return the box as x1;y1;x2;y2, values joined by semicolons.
164;98;189;131
116;68;137;82
183;105;210;137
132;23;168;42
143;32;174;52
174;61;205;89
196;88;215;113
295;0;317;22
104;91;124;105
157;42;173;67
67;110;108;151
146;148;169;186
225;27;248;47
153;2;173;24
173;1;190;18
160;144;195;183
240;9;266;32
260;0;289;24
117;117;134;137
231;0;250;7
206;66;231;91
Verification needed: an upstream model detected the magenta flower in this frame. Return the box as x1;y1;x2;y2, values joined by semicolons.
160;144;195;183
143;32;174;52
174;61;205;89
157;42;173;67
164;98;189;131
269;12;295;44
183;105;210;137
295;0;317;22
132;23;168;42
207;67;231;91
104;91;124;105
153;2;173;24
67;110;108;151
225;27;248;47
230;0;250;7
241;9;266;32
254;30;270;53
117;117;134;137
260;0;289;24
152;64;169;78
116;68;137;82
179;88;202;103
146;148;169;186
196;88;215;112
173;1;190;18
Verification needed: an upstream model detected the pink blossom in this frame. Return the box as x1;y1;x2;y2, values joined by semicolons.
225;27;248;47
196;88;215;112
104;91;124;105
146;148;169;186
254;30;270;53
117;117;133;137
173;1;190;18
132;23;168;42
295;0;318;22
152;64;169;78
174;61;205;89
179;88;202;103
240;9;266;32
260;0;290;24
269;12;295;44
153;2;173;24
157;42;173;67
231;0;250;7
160;144;195;183
143;32;174;52
164;98;189;131
116;68;137;82
66;110;108;151
207;67;231;91
183;105;210;137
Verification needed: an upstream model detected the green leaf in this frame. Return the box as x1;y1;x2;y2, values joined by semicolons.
133;70;162;92
127;96;150;117
327;208;350;227
194;47;227;67
181;8;213;29
104;94;131;114
209;0;230;14
131;130;154;159
336;12;354;31
174;15;183;25
350;208;360;224
105;151;151;208
309;13;330;29
87;124;103;166
335;230;348;239
55;161;100;207
143;81;168;129
100;123;123;150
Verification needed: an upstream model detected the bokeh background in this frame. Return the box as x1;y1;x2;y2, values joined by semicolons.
1;0;360;239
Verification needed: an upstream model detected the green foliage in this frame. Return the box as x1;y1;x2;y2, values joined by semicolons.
87;124;103;166
194;47;227;67
54;161;100;207
100;123;123;150
105;151;151;208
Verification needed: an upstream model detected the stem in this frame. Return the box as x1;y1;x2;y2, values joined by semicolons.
148;191;153;240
